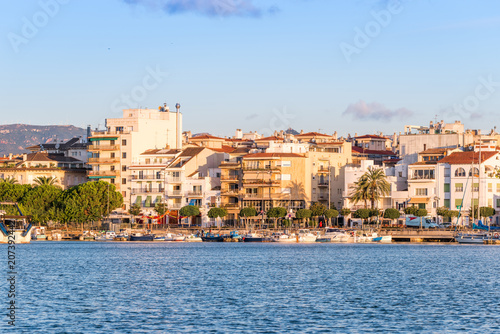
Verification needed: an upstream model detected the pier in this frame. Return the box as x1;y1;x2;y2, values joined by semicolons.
379;229;456;243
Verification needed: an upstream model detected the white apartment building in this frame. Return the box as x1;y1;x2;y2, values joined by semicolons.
88;104;182;210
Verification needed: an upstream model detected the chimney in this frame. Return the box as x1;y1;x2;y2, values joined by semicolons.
333;131;337;139
175;103;181;149
300;130;304;134
235;129;243;139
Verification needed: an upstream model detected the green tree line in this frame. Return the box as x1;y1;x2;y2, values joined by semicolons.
0;180;123;226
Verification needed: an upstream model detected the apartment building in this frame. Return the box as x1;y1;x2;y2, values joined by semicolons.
88;105;182;210
436;150;500;225
0;152;87;189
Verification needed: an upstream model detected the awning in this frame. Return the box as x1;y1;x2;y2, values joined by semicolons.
135;196;142;206
155;196;162;203
409;197;430;204
145;196;152;207
89;137;118;142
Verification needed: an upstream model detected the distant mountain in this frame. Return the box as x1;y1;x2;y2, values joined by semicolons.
0;124;87;155
285;128;300;135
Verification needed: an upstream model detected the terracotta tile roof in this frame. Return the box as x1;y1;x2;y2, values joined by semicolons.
420;148;451;154
140;149;180;155
295;132;332;137
243;153;305;159
255;136;284;141
351;146;396;156
355;135;388;140
232;147;251;154
210;145;235;153
191;134;225;140
438;151;498;164
178;147;205;157
410;161;438;166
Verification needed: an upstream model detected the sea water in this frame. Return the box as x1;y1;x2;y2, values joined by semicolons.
1;242;499;333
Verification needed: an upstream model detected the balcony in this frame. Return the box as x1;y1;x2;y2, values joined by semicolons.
88;170;119;178
242;179;280;186
166;177;182;183
130;175;163;180
88;157;120;164
318;181;329;187
222;190;240;196
91;129;131;136
318;167;330;173
88;144;120;151
187;191;203;197
224;203;240;208
168;190;183;197
131;188;164;195
243;168;281;173
221;175;240;181
242;193;284;200
168;203;183;210
219;161;241;168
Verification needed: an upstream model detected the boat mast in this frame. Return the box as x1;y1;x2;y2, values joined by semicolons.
477;138;481;226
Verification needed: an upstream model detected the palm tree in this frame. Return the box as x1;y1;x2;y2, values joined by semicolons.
350;175;369;209
1;177;18;184
363;167;391;209
34;176;59;186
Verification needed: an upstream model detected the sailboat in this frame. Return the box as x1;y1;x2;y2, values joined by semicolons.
456;142;489;244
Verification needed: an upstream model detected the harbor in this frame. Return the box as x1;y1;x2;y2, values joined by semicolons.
25;226;500;244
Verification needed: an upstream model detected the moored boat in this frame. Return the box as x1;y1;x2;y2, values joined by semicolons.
130;232;154;241
455;232;488;244
0;202;33;244
184;234;203;242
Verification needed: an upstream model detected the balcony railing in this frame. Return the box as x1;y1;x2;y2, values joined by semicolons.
131;188;164;194
88;144;120;151
242;179;280;185
168;203;183;210
318;181;329;187
242;193;284;199
169;190;183;196
91;129;131;135
88;157;120;164
221;175;240;181
222;190;240;196
243;166;281;172
88;170;119;177
166;177;182;183
224;203;240;208
130;175;163;180
187;191;203;197
410;175;435;180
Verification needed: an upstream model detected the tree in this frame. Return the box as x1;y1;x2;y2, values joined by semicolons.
369;208;382;224
383;208;400;225
415;208;428;229
59;181;123;228
207;207;228;228
0;177;18;184
324;209;339;226
404;206;419;216
267;207;287;229
363;167;391;209
20;185;62;225
154;202;168;216
33;176;59;187
179;205;200;227
295;209;312;228
340;208;351;217
310;202;326;228
350;176;369;209
239;207;257;229
352;208;370;227
129;203;142;225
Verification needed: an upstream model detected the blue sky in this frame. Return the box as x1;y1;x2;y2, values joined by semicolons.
1;0;500;138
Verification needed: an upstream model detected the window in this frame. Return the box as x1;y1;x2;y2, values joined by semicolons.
111;152;115;158
455;199;462;209
415;188;427;196
122;152;127;159
497;184;500;193
122;178;126;185
110;179;115;184
472;183;479;192
455;168;466;177
488;183;492;192
455;183;463;192
469;167;479;177
281;174;291;181
122;165;127;172
444;183;450;192
122;139;127;146
497;199;500;208
398;172;402;177
281;161;291;167
444;199;450;209
488;199;493;207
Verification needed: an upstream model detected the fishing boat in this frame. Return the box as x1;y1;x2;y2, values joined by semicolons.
318;228;350;243
129;232;154;241
223;230;242;242
372;235;392;243
95;231;117;241
184;234;203;242
32;226;47;240
273;232;298;243
153;235;166;241
114;231;129;241
242;232;273;242
455;232;488;244
297;229;317;243
201;232;224;242
0;202;33;244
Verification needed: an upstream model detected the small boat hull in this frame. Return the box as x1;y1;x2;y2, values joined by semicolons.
130;235;154;241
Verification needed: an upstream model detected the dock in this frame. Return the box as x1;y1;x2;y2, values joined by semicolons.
380;229;456;243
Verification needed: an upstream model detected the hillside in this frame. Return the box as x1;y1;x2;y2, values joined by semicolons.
0;124;87;155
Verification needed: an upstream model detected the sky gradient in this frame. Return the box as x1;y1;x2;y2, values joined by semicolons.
2;0;500;138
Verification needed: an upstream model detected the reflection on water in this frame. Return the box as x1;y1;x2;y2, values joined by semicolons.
2;242;500;333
